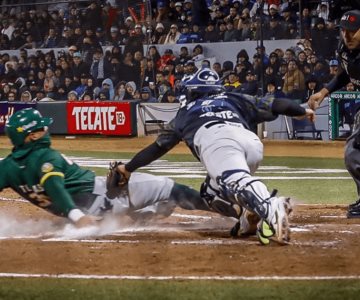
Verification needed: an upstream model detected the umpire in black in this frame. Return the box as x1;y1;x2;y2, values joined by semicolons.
308;10;360;218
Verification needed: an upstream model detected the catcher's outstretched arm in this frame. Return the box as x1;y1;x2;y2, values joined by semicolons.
125;142;172;172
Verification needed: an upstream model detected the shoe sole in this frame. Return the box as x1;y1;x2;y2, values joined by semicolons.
258;198;292;245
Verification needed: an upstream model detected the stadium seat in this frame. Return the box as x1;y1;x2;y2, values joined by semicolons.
291;118;323;140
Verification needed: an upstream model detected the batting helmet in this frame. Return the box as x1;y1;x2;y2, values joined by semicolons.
180;67;224;102
5;108;53;147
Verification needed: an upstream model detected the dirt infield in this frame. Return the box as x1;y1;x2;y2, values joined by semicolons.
0;137;356;280
0;200;359;278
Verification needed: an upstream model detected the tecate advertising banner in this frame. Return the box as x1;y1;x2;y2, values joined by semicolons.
67;101;133;135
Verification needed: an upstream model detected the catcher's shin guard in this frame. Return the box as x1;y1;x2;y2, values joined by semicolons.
200;176;241;218
217;170;271;220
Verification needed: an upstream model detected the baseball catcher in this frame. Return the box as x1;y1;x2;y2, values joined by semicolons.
117;67;314;245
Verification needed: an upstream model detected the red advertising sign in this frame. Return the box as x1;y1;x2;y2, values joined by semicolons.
67;101;133;135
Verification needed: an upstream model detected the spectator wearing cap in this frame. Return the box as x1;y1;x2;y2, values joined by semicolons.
177;24;197;44
71;52;90;82
238;70;258;95
281;6;297;35
57;26;75;48
268;51;280;73
282;59;305;100
163;24;181;44
28;80;39;98
67;90;78;101
328;59;339;80
90;48;111;86
108;26;121;47
173;2;184;23
152;23;167;44
184;60;197;75
140;86;158;103
268;4;281;21
183;0;193;14
74;73;89;98
224;71;241;91
95;27;107;46
264;16;284;40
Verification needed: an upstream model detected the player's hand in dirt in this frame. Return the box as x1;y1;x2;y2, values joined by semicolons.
75;215;103;228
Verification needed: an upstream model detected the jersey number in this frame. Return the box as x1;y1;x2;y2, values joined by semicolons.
29;192;52;208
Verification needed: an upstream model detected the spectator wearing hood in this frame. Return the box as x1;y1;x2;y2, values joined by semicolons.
124;81;137;100
140;86;158;103
20;90;33;102
101;78;115;100
303;75;322;103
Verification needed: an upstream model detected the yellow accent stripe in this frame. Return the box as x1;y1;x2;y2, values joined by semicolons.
40;172;65;185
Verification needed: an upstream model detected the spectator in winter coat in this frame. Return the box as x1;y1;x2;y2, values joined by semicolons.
101;78;115;100
282;59;305;100
140;86;158;103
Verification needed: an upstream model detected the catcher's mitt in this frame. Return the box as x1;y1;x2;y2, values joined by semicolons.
106;161;129;199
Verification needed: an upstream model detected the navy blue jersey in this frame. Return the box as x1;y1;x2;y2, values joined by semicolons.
174;93;277;154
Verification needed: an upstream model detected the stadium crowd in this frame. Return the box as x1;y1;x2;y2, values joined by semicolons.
0;0;351;103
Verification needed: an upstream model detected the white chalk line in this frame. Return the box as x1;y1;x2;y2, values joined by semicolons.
0;273;359;281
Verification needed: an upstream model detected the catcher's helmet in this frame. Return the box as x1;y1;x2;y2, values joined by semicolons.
180;67;224;102
5;108;53;147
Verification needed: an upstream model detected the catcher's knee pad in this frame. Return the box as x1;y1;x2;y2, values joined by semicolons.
200;176;241;218
217;169;271;219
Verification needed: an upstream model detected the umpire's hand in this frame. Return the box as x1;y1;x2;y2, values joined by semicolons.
308;88;329;110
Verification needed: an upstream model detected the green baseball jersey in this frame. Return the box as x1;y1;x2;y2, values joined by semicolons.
0;135;95;218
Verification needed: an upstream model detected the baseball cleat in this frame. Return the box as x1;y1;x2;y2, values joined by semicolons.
258;197;292;245
230;209;260;237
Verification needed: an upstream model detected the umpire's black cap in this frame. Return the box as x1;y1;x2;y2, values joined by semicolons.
340;10;360;31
